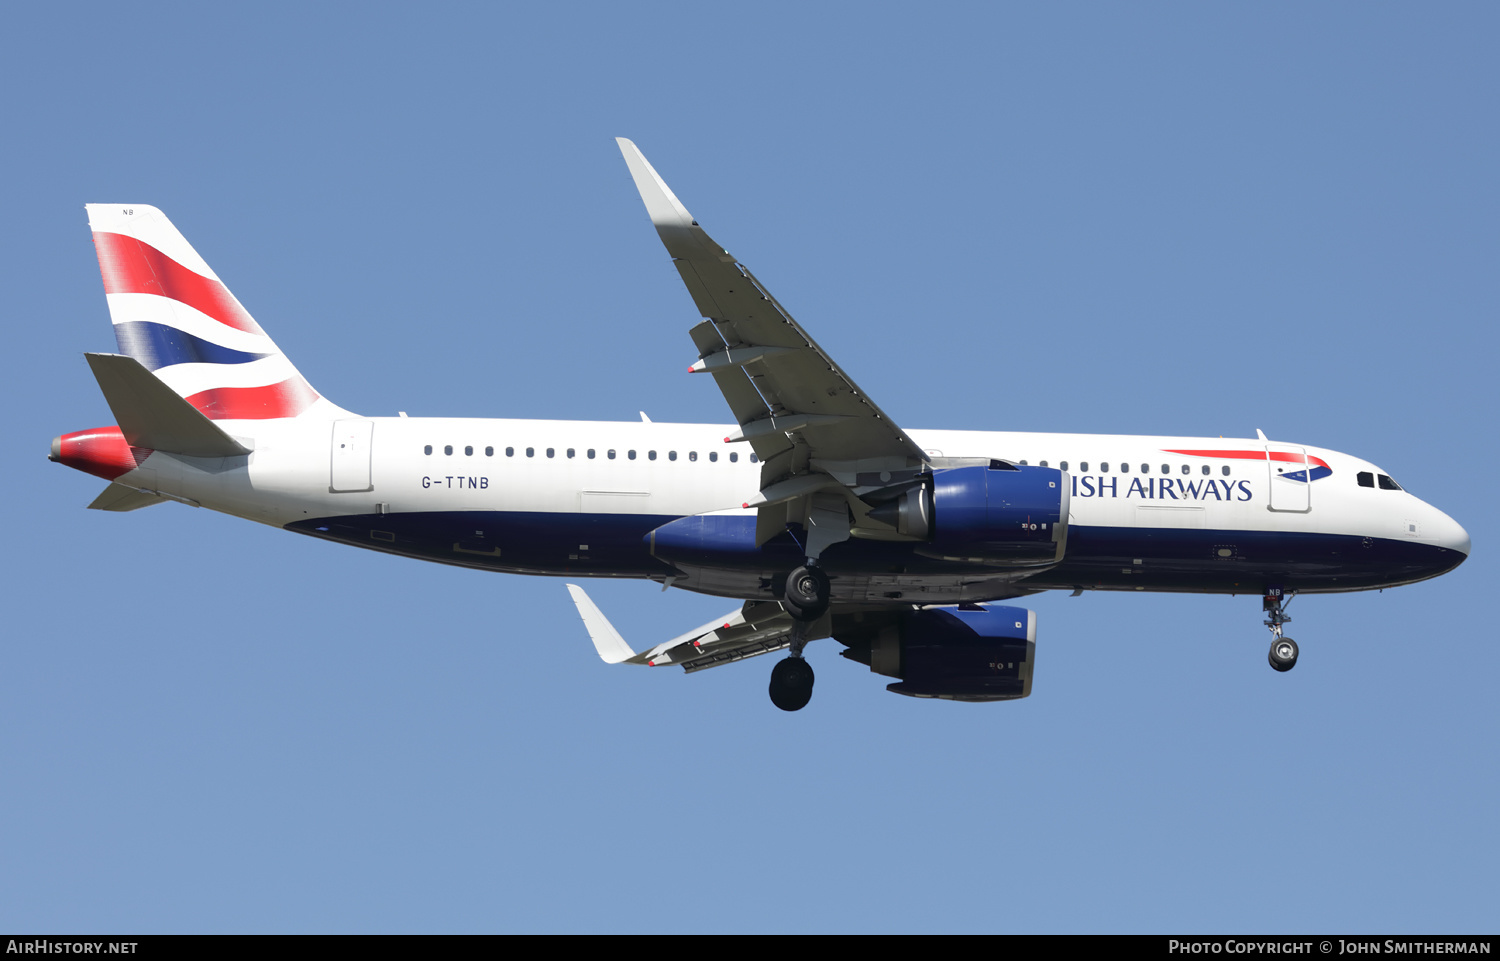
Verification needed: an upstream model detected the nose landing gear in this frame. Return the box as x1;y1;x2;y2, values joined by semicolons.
1264;589;1299;672
1269;636;1299;672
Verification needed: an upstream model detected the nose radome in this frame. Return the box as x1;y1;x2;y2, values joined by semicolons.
1448;519;1472;557
1431;507;1471;557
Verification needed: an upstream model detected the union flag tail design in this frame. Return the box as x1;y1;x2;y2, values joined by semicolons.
86;204;347;421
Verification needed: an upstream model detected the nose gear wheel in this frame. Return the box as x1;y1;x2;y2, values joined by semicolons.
1263;590;1299;672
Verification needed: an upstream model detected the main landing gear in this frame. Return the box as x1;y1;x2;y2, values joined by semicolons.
782;564;830;621
1264;589;1299;672
769;564;832;712
769;656;815;712
769;495;849;712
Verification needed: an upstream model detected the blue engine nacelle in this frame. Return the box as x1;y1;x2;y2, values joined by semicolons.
836;603;1037;702
921;463;1068;566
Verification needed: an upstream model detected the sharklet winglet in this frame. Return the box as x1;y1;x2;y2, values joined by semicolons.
566;584;639;665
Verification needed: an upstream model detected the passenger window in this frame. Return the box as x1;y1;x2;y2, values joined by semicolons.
506;447;514;457
1079;462;1088;472
485;446;494;457
689;451;697;462
424;445;433;455
444;445;453;456
648;450;657;461
710;452;718;462
608;449;616;460
465;445;473;456
1019;460;1028;466
587;449;596;459
546;448;555;458
1221;466;1230;476
729;452;738;463
1378;474;1402;491
1161;464;1169;474
526;447;534;458
1140;464;1148;473
1059;461;1068;471
1181;465;1190;475
567;448;575;459
1120;463;1129;473
1101;462;1109;472
1357;471;1374;488
1201;465;1210;475
750;454;759;463
628;450;637;460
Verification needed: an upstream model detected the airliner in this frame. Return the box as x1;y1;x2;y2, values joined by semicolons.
50;139;1470;711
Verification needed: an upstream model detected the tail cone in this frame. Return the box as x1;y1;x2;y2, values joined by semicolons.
51;427;152;481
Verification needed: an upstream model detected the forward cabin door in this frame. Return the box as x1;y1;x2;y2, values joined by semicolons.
330;420;375;493
1265;443;1310;513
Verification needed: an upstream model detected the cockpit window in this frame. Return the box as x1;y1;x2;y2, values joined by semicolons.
1357;472;1374;488
1378;474;1402;491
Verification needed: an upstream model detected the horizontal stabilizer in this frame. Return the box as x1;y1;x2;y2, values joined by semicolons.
87;483;166;512
85;353;251;457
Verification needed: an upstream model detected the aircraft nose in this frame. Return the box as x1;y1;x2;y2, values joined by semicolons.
1428;505;1470;558
1443;516;1471;557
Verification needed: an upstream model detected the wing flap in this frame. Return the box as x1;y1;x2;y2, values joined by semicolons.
566;584;833;676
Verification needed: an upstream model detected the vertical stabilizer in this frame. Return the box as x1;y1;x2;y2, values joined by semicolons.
85;205;350;422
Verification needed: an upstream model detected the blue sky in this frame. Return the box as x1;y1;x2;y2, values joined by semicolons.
3;2;1495;932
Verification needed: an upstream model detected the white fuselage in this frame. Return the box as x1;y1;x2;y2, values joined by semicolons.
122;416;1468;604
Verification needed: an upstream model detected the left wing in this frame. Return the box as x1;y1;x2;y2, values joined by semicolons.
617;139;929;548
566;584;825;673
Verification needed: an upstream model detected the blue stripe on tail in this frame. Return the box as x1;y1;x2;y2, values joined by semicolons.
113;321;273;371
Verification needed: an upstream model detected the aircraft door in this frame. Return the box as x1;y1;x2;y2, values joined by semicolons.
1265;443;1310;513
330;419;374;493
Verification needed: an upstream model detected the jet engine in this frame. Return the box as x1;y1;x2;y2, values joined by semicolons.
869;463;1067;566
835;604;1036;702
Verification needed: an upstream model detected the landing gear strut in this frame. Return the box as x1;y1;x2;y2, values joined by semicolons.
769;564;830;711
1264;589;1299;672
770;497;846;712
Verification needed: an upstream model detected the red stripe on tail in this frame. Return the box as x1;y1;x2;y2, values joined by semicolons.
93;232;264;335
184;377;319;420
